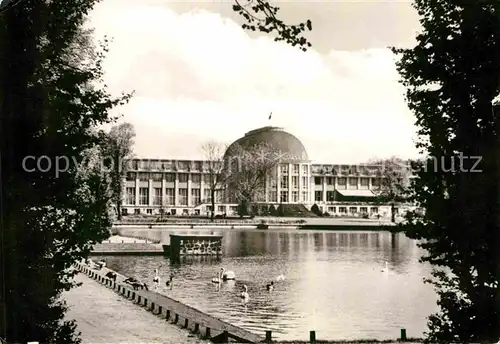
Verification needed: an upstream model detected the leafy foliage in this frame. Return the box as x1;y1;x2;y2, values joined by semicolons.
233;0;312;51
310;204;321;216
0;0;130;342
393;1;500;342
101;122;136;220
370;157;411;222
268;204;277;216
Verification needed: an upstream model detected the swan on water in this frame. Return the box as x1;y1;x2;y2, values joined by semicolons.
381;261;389;273
276;274;285;281
212;267;236;283
240;285;249;301
266;281;274;291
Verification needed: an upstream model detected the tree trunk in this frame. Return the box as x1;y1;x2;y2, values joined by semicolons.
115;151;122;220
391;202;396;223
210;189;215;222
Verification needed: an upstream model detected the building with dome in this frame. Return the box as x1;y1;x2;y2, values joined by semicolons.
121;126;410;219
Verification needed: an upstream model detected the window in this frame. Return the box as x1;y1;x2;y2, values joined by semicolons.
126;172;136;181
326;191;335;202
327;177;334;185
151;173;162;182
203;188;212;202
314;177;322;185
314;190;322;202
153;188;162;205
328;207;336;213
280;175;288;189
268;191;277;202
191;174;201;183
280;164;288;174
280;191;288;203
291;176;299;189
360;207;368;213
349;177;358;186
165;188;175;205
337;177;347;185
291;191;299;202
138;172;149;181
179;188;188;205
150;161;159;169
191;188;201;206
338;207;347;214
171;209;177;215
178;173;188;183
302;176;308;188
125;187;136;205
370;207;379;214
301;191;308;202
203;174;212;184
138;160;149;169
372;178;380;187
218;205;225;213
349;207;357;214
302;165;308;175
165;173;175;182
146;209;153;214
134;209;140;215
292;164;299;174
122;208;128;215
267;174;277;188
139;188;148;205
131;160;139;170
360;177;369;186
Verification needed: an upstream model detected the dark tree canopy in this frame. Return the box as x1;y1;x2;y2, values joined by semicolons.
393;1;500;342
0;0;130;342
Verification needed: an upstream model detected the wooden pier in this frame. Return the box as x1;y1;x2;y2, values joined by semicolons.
74;262;263;343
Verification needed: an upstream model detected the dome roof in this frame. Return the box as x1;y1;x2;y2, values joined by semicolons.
225;126;309;161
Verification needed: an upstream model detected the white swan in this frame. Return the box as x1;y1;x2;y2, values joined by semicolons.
212;267;236;282
266;281;274;291
240;285;249;301
381;261;389;273
276;274;285;281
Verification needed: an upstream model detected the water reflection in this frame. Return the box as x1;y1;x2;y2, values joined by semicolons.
105;228;437;341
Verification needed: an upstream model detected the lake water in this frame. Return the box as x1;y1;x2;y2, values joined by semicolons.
100;228;438;341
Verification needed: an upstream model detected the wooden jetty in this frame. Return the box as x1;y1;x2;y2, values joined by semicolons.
74;262;264;343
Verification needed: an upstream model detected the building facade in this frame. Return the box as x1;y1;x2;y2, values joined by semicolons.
121;126;410;218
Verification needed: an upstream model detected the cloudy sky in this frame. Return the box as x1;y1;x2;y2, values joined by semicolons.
89;0;422;163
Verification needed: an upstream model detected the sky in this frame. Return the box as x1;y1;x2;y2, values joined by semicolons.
89;0;422;164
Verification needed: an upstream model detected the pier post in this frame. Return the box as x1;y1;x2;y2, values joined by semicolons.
183;318;188;328
173;313;179;324
265;330;272;343
127;290;130;298
310;330;316;343
137;296;141;304
157;305;163;316
400;328;407;341
193;323;200;334
205;327;211;338
151;302;155;312
132;291;136;299
144;298;148;307
166;310;171;320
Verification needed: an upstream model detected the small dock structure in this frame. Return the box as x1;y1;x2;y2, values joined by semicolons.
167;234;223;264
